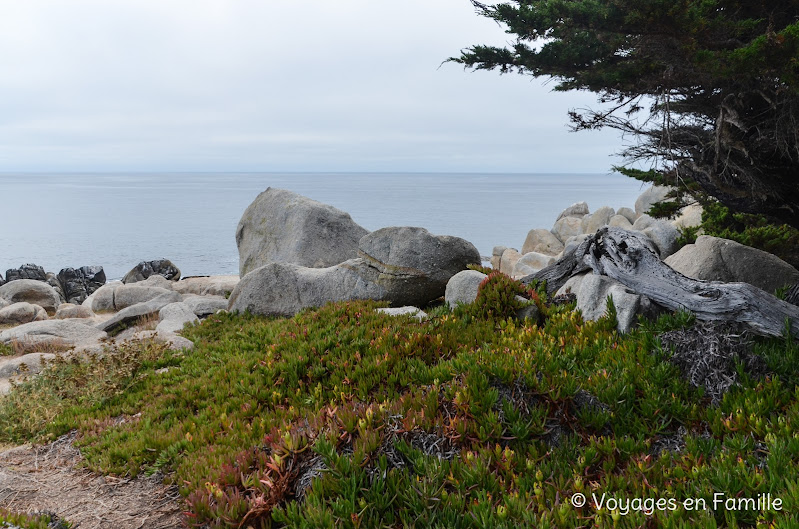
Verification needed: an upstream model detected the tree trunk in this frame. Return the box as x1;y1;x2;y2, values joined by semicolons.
521;227;799;338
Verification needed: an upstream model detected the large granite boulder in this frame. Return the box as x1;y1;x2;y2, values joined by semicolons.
522;229;564;256
665;236;799;294
236;188;369;276
0;280;62;314
55;303;95;320
228;260;382;317
230;227;480;316
584;206;615;234
5;263;47;283
0;319;107;347
641;220;681;258
357;227;481;305
512;252;556;278
556;201;589;221
499;248;522;276
122;259;181;284
82;281;123;312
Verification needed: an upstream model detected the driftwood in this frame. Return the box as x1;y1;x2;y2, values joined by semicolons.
521;227;799;339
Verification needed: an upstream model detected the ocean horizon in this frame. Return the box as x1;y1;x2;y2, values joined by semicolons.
1;172;648;280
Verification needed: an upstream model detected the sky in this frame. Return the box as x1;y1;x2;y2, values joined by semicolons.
0;0;626;173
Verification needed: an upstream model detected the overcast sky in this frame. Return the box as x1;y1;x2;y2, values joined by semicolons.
0;0;625;173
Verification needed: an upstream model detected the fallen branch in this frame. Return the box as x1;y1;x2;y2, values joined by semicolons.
521;227;799;338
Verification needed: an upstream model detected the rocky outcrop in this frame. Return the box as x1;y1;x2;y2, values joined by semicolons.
0;280;62;314
57;266;106;305
230;227;479;317
665;236;799;294
113;285;181;311
556;201;589;220
122;259;181;284
4;264;47;283
236;187;369;276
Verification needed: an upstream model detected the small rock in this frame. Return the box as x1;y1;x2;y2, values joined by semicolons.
376;306;427;320
182;295;229;318
512;252;555;278
445;270;487;308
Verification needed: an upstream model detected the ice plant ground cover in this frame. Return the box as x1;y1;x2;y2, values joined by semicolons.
0;274;798;528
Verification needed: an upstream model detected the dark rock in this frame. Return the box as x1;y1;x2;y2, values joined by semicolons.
122;259;181;284
5;263;46;282
45;272;66;303
56;266;106;305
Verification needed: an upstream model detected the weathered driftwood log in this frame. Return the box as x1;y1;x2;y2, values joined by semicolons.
521;227;799;338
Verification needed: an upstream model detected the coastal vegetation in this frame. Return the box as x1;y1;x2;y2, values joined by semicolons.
1;273;798;527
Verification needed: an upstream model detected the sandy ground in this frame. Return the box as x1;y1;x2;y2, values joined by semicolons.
0;432;184;529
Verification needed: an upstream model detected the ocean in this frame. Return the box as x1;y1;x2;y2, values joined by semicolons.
1;173;647;280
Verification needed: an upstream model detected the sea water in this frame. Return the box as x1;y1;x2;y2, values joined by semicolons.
0;173;646;280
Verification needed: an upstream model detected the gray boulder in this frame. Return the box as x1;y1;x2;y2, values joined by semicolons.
445;270;487;308
499;248;522;276
665;235;799;294
632;214;656;231
522;229;564;256
672;203;703;229
512;252;555;278
556;201;589;221
376;306;427;320
182;295;229;318
55;303;95;320
558;273;659;333
584;206;616;234
0;352;57;381
551;216;583;244
617;207;637;224
173;275;239;297
0;302;46;325
126;330;195;351
83;281;123;312
357;227;481;306
635;185;673;217
5;263;46;283
0;319;107;347
0;279;62;314
97;293;185;335
45;273;66;303
490;246;507;271
642;220;681;258
608;214;633;230
114;285;182;310
122;259;181;284
228;260;382;317
236;187;369;276
156;302;199;334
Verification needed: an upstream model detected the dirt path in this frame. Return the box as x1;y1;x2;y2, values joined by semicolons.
0;432;184;528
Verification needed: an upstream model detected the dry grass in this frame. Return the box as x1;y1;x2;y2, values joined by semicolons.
7;337;73;357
